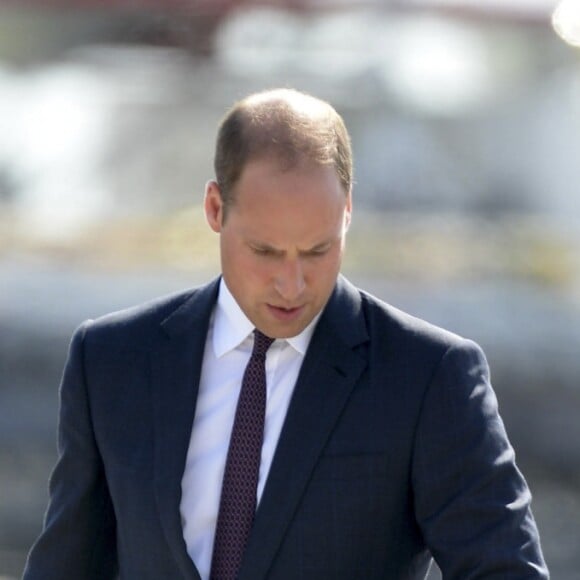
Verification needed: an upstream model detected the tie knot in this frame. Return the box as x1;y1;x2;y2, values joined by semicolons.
253;329;274;357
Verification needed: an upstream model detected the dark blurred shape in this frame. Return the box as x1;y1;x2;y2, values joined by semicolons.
0;0;562;65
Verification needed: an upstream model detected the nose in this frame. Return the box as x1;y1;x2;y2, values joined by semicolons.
274;258;306;302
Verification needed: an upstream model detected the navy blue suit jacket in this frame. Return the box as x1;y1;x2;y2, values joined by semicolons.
24;276;548;579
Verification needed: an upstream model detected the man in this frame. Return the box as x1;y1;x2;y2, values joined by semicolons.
24;88;548;579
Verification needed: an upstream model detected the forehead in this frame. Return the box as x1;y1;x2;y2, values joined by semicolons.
235;156;345;196
233;157;345;204
228;158;347;243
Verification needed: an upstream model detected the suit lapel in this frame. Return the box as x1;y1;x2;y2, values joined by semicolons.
239;276;369;580
151;278;220;580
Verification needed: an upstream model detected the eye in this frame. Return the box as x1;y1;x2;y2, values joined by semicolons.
250;245;276;257
305;245;330;258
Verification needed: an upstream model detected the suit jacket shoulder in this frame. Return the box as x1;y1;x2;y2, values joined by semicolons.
79;277;221;352
358;284;468;350
328;277;479;384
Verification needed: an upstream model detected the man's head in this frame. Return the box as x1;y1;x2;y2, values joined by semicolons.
204;88;353;338
213;88;353;217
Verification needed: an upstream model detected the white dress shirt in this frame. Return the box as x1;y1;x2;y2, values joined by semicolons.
180;279;319;580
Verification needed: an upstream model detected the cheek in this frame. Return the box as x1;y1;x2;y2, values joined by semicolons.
303;259;339;294
315;251;343;278
236;253;274;286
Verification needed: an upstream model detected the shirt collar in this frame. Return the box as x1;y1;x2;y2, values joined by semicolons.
212;278;321;358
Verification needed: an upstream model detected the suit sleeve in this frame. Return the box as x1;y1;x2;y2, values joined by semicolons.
412;339;549;579
22;321;118;580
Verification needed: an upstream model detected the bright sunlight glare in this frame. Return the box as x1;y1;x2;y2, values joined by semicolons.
552;0;580;47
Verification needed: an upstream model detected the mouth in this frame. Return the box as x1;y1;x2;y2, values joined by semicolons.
266;304;305;321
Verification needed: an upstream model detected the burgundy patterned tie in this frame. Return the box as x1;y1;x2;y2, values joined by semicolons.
210;329;275;580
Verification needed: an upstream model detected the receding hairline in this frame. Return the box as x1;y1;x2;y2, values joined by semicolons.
214;88;353;212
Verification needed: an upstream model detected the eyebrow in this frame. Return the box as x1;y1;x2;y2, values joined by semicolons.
302;240;333;254
248;239;334;255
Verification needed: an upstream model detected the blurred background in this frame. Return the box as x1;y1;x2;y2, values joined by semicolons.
1;0;579;577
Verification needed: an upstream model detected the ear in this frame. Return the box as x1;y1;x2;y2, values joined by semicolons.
344;191;353;232
204;180;224;233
